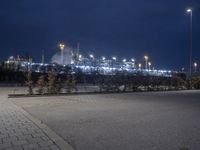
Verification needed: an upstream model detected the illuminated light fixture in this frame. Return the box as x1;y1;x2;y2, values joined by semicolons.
59;43;65;50
144;55;148;61
131;58;135;62
79;54;82;59
194;62;197;72
194;62;197;67
89;54;94;58
148;62;152;70
187;8;192;13
59;43;65;65
122;59;126;63
112;57;116;61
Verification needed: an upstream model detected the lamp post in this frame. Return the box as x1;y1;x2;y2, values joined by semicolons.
112;56;116;61
148;62;151;70
59;43;65;65
112;57;116;75
102;56;106;61
89;54;94;59
138;63;142;70
89;54;94;73
186;8;193;78
194;62;197;73
78;54;82;66
131;58;135;69
101;56;106;74
144;55;148;70
102;56;106;67
122;59;126;72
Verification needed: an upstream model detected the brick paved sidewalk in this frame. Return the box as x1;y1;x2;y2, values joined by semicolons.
0;92;74;150
0;98;61;150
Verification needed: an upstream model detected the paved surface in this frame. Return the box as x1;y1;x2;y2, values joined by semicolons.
0;88;72;150
10;89;200;150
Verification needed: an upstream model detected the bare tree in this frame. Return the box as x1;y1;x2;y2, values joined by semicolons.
71;74;78;92
191;76;200;89
25;71;33;95
171;75;187;90
47;71;57;94
65;74;72;93
56;77;62;93
36;75;46;95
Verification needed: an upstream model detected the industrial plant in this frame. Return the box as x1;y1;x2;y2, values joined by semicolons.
1;44;173;77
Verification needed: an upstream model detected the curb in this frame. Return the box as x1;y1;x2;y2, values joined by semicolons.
8;91;133;98
10;101;75;150
8;89;188;98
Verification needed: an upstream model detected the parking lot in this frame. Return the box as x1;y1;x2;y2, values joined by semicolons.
6;89;200;150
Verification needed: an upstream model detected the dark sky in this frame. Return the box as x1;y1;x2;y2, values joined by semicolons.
0;0;199;70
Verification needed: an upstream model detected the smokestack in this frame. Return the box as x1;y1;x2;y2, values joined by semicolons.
42;49;44;64
77;42;80;55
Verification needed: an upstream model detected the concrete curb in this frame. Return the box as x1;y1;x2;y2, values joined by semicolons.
8;91;132;98
10;101;75;150
8;89;188;98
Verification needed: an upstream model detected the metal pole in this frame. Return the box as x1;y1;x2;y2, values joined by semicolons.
189;11;193;78
145;60;147;70
61;50;63;65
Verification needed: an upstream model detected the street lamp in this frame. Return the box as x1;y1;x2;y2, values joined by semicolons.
76;54;82;66
89;54;94;59
138;63;142;70
186;8;193;77
89;54;95;73
112;56;116;61
122;59;126;63
112;57;116;75
131;58;135;69
102;56;106;61
59;43;65;65
148;62;151;70
144;55;149;70
131;58;135;62
194;62;197;73
122;59;126;71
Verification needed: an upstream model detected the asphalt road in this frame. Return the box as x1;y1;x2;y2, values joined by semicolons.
11;90;200;150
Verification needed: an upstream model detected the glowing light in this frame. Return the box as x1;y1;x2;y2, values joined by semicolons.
78;54;82;61
122;59;126;63
131;58;135;62
59;43;65;50
89;54;94;59
187;8;192;13
144;55;148;61
112;57;116;61
194;62;197;67
102;56;106;61
71;60;75;64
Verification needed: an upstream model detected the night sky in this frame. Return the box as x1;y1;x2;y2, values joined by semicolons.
0;0;199;70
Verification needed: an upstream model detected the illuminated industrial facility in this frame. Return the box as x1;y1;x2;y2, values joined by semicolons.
2;51;172;77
